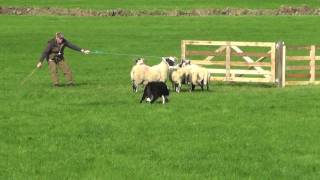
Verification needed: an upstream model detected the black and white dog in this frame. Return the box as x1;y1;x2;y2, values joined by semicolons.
140;82;169;104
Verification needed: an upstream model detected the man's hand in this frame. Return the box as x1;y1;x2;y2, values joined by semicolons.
36;62;42;68
81;49;90;55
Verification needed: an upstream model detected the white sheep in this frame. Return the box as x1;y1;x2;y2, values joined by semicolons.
190;66;210;91
169;61;189;92
181;59;210;91
150;57;174;82
130;57;176;92
130;58;160;92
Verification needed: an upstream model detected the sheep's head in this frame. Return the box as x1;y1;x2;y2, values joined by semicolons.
180;59;191;67
135;58;145;65
162;56;176;66
178;59;185;67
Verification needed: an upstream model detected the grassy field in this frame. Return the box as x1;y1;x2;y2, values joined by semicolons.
1;0;320;9
1;15;320;179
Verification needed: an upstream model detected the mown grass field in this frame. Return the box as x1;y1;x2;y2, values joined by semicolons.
1;15;320;179
1;0;320;9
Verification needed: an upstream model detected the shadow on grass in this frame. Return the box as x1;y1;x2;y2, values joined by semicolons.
39;82;97;88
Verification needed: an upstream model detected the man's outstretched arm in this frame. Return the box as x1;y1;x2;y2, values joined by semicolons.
65;40;90;54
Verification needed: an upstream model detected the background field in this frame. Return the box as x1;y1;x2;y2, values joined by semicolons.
1;6;320;180
1;0;320;9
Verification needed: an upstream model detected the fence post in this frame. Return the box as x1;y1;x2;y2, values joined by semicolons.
225;42;231;81
282;45;286;87
275;41;285;87
181;40;186;60
310;45;316;83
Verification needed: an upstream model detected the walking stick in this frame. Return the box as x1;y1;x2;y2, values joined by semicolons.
20;67;37;85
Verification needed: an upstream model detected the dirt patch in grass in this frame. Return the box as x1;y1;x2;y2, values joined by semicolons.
1;6;320;16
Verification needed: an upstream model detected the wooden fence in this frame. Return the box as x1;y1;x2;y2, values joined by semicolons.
181;40;276;84
283;45;320;86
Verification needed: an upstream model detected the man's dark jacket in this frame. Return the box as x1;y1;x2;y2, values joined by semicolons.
39;38;82;62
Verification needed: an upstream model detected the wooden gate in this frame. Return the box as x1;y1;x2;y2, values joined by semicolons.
282;45;320;86
181;40;276;84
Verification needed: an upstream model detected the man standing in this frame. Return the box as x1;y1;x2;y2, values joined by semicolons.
36;32;90;86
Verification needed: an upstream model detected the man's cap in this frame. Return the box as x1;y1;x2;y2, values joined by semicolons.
55;32;64;39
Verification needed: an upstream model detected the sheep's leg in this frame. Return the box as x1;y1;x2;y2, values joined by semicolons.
190;84;195;92
186;75;190;84
132;83;138;92
177;82;181;93
182;76;186;84
189;75;193;92
161;95;165;104
174;83;179;93
201;80;204;91
132;80;135;92
140;94;146;103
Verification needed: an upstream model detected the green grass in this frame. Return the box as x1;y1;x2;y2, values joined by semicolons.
1;15;320;179
1;0;320;9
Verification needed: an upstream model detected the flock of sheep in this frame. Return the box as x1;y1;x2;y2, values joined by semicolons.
130;56;210;103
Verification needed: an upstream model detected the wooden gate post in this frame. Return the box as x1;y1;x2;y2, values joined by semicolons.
181;40;186;60
310;45;316;83
275;41;285;87
282;45;286;87
225;42;231;81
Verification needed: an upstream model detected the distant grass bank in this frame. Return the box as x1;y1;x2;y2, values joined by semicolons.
1;0;320;10
1;5;320;16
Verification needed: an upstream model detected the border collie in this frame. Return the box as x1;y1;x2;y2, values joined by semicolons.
140;82;169;104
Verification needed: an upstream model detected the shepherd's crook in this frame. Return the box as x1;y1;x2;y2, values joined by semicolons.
20;67;37;85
